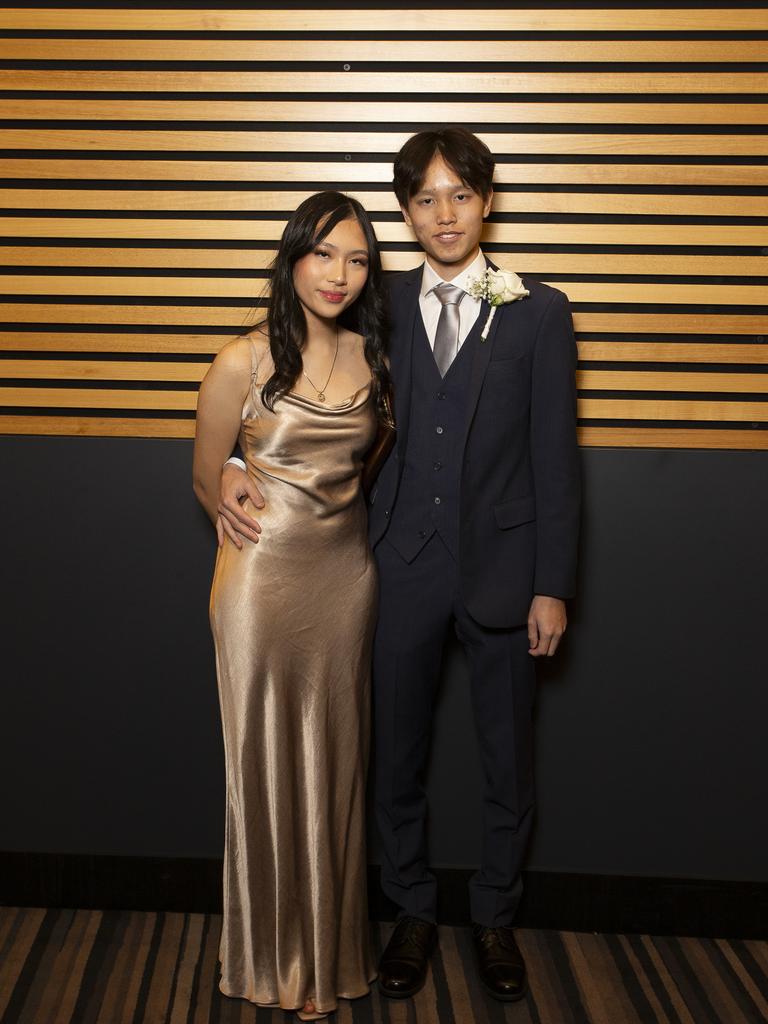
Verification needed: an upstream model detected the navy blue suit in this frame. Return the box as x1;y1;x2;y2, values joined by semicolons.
368;263;580;926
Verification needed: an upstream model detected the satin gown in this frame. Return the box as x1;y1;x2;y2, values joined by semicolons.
209;340;378;1012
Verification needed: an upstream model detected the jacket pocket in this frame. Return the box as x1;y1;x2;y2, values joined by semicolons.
493;495;536;529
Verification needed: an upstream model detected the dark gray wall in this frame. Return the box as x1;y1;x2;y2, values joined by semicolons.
1;438;766;881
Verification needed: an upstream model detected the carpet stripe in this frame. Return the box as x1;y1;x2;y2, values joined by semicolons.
16;906;81;1024
516;929;575;1024
53;910;105;1024
542;930;591;1024
716;940;768;1019
438;926;478;1024
169;913;206;1024
697;937;767;1024
0;909;47;1019
0;907;21;960
99;911;152;1024
73;910;132;1024
615;934;674;1024
651;936;721;1024
638;935;696;1024
582;932;648;1023
739;941;768;998
677;935;754;1024
560;932;617;1024
31;908;101;1024
121;911;159;1024
0;907;57;1024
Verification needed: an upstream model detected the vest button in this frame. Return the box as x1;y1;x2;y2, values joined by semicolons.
437;391;446;400
384;509;390;517
434;496;441;505
435;426;444;434
418;530;427;539
433;461;442;471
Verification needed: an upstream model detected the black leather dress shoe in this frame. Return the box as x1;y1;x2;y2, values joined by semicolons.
472;924;527;1002
378;916;437;999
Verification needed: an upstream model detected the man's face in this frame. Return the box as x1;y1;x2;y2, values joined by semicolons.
400;153;493;279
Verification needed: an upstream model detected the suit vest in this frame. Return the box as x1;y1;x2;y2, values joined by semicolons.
386;308;481;562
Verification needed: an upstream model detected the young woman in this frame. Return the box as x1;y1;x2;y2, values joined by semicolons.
193;191;390;1020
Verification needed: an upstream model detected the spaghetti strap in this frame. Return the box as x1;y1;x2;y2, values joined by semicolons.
248;336;264;380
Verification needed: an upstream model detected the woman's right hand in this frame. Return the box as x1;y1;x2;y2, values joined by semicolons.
217;463;264;549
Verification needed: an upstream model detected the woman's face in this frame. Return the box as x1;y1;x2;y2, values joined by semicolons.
292;215;370;323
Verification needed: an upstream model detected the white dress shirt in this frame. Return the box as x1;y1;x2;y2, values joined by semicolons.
418;249;487;351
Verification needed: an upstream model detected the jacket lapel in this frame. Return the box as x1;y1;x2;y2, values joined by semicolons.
389;265;422;458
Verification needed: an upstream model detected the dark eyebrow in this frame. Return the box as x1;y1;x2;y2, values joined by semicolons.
314;240;369;257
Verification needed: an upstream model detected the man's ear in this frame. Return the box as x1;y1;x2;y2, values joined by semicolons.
399;203;413;228
482;189;494;219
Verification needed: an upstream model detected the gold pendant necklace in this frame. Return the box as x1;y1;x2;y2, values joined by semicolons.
302;325;339;402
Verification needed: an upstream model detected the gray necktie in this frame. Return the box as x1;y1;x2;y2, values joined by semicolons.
432;282;466;377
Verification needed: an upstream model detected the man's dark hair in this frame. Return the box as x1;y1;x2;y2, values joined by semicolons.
393;127;495;208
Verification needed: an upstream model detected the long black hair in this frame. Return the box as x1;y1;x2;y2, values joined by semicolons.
260;190;390;419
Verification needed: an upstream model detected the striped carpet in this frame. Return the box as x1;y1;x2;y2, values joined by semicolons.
0;907;766;1024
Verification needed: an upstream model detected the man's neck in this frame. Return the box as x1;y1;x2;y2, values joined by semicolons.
424;246;482;282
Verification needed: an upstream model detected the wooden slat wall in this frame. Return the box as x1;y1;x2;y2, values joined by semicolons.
0;7;766;449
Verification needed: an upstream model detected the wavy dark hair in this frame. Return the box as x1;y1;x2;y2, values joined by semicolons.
258;190;391;420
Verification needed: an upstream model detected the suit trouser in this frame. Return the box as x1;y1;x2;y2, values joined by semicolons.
372;530;536;928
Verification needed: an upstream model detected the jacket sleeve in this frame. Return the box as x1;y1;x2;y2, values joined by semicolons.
529;289;581;599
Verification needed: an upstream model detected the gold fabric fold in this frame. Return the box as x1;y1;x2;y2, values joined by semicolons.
209;367;378;1012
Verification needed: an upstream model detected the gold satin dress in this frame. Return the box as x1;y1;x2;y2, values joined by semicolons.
209;342;378;1012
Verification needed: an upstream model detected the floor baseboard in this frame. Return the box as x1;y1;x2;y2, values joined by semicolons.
1;852;765;938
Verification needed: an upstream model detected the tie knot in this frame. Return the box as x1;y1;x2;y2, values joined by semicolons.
432;282;465;307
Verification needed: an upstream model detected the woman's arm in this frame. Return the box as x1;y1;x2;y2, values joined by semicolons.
193;339;251;525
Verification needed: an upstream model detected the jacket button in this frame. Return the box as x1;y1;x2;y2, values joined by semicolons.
418;530;426;539
384;509;390;517
436;426;444;434
434;497;441;505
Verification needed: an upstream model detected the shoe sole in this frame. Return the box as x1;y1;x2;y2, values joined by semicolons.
478;978;528;1003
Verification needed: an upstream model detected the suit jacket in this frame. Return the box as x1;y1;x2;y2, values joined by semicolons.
368;262;581;628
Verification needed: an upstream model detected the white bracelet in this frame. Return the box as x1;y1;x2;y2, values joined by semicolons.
224;457;246;471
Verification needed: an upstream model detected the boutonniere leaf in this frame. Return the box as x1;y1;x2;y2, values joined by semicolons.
466;268;530;341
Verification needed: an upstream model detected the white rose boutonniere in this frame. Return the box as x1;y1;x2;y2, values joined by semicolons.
466;268;530;341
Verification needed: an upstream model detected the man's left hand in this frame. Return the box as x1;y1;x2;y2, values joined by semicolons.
527;596;567;657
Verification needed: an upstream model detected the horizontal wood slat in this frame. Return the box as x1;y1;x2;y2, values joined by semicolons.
6;219;766;247
2;417;765;451
5;387;765;423
3;101;768;126
4;249;766;278
4;362;767;394
579;399;768;421
577;371;768;393
5;160;765;187
0;359;208;382
1;334;766;364
2;276;766;307
5;130;768;157
2;9;767;32
2;306;766;335
3;190;767;217
577;427;768;449
2;71;766;94
5;40;767;62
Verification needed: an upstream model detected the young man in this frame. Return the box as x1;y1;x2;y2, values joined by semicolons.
218;129;580;1003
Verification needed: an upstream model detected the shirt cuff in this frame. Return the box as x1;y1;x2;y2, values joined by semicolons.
224;457;246;471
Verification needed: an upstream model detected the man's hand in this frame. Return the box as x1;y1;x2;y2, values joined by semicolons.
527;595;567;657
216;463;264;549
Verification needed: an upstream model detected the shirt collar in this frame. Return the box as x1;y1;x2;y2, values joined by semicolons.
419;249;487;300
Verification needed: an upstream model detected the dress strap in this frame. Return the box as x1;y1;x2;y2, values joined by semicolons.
248;336;265;380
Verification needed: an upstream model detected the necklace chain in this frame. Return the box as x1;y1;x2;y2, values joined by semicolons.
302;325;340;402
